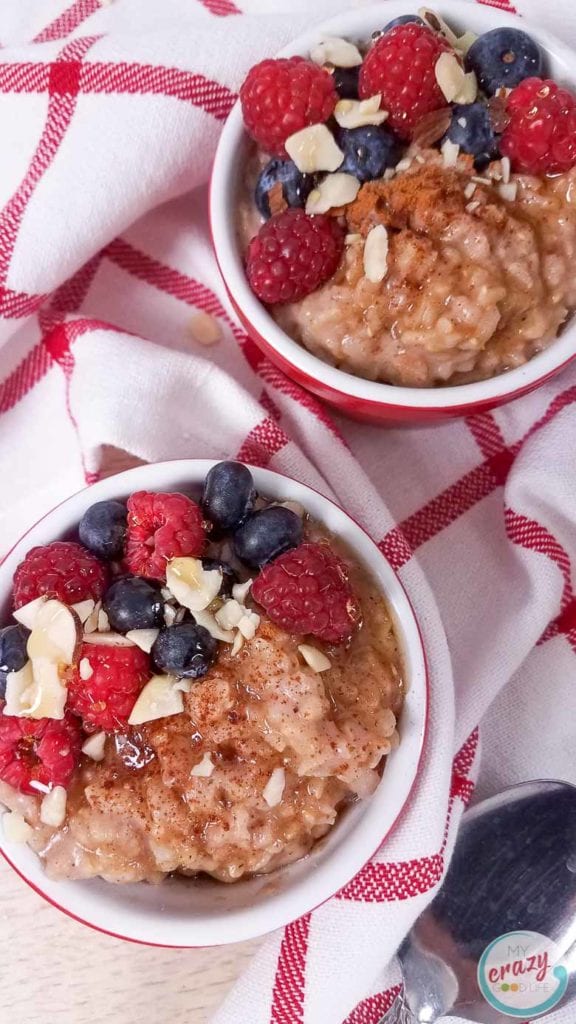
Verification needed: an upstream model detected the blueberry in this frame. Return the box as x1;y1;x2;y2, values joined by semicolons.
79;500;127;560
442;103;500;170
152;622;217;679
332;66;360;100
103;577;164;633
233;507;302;567
255;159;316;220
383;14;424;31
466;28;542;97
202;461;256;534
0;625;29;700
336;125;403;183
201;558;238;599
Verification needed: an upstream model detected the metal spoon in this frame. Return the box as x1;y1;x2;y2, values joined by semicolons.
380;780;576;1023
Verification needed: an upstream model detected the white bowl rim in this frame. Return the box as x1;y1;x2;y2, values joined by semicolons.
210;0;576;412
0;460;428;946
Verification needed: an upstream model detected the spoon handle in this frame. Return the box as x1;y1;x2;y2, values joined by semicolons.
378;993;419;1024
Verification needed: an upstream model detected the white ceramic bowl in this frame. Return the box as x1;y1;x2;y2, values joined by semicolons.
211;1;576;423
0;461;428;946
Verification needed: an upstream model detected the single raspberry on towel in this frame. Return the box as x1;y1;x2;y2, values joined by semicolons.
125;491;206;579
252;542;361;644
0;711;83;794
13;541;108;609
246;209;344;305
67;643;150;732
501;77;576;174
359;23;453;140
240;56;338;157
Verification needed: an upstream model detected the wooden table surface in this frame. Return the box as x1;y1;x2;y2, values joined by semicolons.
0;448;262;1024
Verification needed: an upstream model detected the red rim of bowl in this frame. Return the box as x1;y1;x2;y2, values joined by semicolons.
0;461;430;948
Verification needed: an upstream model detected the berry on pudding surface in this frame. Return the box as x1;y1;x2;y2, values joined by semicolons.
237;13;576;388
0;463;403;885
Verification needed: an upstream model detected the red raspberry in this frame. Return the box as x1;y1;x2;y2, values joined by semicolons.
13;541;108;610
246;209;344;305
240;56;337;157
0;710;83;794
359;24;452;140
252;542;361;644
125;491;206;579
501;77;576;175
67;642;150;732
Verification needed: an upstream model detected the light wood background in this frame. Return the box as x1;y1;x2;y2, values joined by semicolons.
0;448;261;1024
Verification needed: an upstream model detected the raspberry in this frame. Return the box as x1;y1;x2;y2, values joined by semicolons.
359;24;452;140
240;56;338;157
246;209;344;305
67;642;150;731
13;541;108;609
252;542;361;644
501;77;576;175
125;491;206;579
0;711;83;794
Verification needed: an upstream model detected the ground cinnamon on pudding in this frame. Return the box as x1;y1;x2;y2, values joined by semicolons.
346;163;471;236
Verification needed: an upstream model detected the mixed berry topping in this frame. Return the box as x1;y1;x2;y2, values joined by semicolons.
13;541;108;609
0;463;363;827
240;11;576;310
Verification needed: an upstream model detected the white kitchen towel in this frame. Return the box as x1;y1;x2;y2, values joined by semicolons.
0;2;574;1023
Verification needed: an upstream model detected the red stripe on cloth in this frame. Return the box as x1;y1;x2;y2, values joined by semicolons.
337;730;478;904
0;285;46;318
79;61;236;118
33;0;101;43
342;985;402;1024
0;342;52;414
477;0;517;12
0;63;49;92
0;35;97;289
236;416;289;467
39;252;103;333
465;411;506;458
198;0;241;14
505;509;572;606
270;914;311;1024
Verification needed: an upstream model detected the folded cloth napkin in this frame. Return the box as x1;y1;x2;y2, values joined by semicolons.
0;1;574;1022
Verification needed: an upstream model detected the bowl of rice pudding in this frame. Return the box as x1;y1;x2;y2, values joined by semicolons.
0;461;427;945
211;1;576;422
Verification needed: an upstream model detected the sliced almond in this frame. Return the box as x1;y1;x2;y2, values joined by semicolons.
40;786;67;827
263;767;286;808
334;95;388;129
419;8;460;48
285;124;344;174
125;628;159;654
191;752;215;778
395;157;412;173
13;596;47;630
166;558;222;613
345;233;362;244
97;609;110;633
83;631;135;647
464;181;477;199
441;139;460;168
192;609;234;643
29;779;51;794
231;631;245;657
27;600;81;666
501;156;511;184
435;52;477;104
27;658;68;720
232;579;252;605
82;731;106;762
310;36;362;68
363;224;389;283
3;662;34;716
498;181;518;202
2;811;33;844
215;599;245;631
83;601;101;634
455;30;477;55
79;657;93;680
127;675;184;726
298;644;331;673
71;600;95;625
173;678;192;693
164;605;177;627
237;610;260;641
306;172;360;215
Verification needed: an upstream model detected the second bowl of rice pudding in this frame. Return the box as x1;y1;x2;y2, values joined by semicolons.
0;461;427;945
211;2;576;421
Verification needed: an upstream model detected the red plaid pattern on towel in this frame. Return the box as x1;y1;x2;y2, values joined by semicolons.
0;2;574;1023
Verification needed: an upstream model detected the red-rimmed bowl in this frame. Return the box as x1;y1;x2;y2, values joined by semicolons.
210;1;576;424
0;460;428;946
